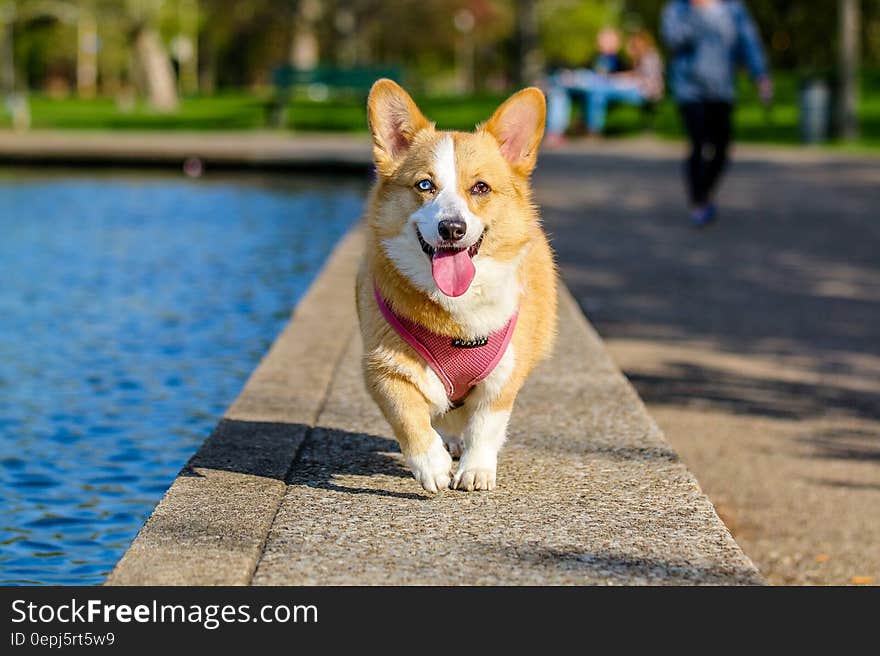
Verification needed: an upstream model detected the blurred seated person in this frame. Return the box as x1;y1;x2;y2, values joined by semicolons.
592;26;627;75
545;29;664;144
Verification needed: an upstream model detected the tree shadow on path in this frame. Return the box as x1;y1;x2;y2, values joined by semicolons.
537;151;880;432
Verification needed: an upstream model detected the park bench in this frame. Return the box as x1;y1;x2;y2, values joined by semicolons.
562;88;660;136
266;65;402;128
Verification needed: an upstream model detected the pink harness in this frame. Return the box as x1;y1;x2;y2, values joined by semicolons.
374;286;518;404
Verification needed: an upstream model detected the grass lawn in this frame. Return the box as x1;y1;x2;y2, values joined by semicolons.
2;72;879;151
0;92;510;133
601;70;880;150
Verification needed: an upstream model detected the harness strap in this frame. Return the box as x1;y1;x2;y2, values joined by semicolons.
373;285;517;403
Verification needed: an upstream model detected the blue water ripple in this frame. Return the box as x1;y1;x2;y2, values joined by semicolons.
0;170;364;584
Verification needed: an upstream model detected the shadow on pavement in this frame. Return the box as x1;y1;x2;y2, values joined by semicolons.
796;427;880;462
180;418;422;500
501;546;760;585
537;151;880;431
628;362;880;421
287;425;423;501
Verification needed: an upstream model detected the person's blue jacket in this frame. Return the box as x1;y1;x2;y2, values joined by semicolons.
661;0;768;103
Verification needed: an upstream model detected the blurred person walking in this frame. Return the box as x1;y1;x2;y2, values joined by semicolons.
662;0;772;227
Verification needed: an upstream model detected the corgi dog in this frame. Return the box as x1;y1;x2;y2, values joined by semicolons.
356;79;557;493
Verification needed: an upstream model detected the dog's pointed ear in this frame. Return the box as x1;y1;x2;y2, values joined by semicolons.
483;87;546;176
368;79;431;176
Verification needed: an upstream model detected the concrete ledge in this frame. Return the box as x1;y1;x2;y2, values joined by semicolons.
107;225;763;586
0;131;373;172
105;229;363;585
3;131;876;173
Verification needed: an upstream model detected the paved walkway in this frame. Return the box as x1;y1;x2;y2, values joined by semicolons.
535;140;880;585
43;130;872;584
108;227;760;585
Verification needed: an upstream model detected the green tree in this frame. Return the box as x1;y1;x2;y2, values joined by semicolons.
539;0;623;68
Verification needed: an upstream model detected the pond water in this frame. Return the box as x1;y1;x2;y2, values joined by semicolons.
0;170;365;585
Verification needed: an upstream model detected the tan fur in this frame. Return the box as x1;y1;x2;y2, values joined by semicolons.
356;79;558;492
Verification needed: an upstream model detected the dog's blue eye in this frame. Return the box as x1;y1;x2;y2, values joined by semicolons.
415;179;435;193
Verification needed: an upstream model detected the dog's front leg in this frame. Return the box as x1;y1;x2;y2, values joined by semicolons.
370;375;453;493
452;404;512;491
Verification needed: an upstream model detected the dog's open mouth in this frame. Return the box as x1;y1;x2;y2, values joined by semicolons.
416;227;484;297
416;228;483;259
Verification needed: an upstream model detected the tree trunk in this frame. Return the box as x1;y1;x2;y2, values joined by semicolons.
290;0;321;70
132;25;179;112
0;12;14;95
198;45;215;95
837;0;860;140
333;5;358;67
514;0;542;86
177;0;199;96
77;7;98;98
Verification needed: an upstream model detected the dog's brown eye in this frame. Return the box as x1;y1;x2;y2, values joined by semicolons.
471;181;491;195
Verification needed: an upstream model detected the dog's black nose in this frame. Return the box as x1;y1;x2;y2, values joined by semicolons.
438;218;467;242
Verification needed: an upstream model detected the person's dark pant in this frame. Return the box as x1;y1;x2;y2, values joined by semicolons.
679;101;733;206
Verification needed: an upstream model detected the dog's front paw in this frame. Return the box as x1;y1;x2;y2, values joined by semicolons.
406;438;453;493
452;450;497;491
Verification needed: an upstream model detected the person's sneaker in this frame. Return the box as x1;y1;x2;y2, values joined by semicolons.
690;203;717;228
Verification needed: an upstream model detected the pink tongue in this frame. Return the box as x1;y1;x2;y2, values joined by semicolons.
431;249;475;297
